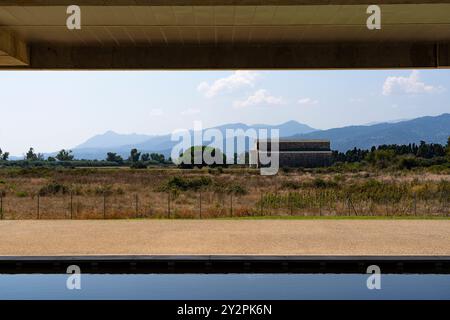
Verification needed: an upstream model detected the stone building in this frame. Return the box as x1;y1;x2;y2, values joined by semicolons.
251;139;333;168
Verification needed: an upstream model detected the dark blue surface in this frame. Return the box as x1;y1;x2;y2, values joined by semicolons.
0;274;449;300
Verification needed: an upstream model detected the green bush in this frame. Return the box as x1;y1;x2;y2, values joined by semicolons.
16;191;28;198
281;181;302;190
397;155;419;170
130;162;147;169
159;176;212;192
312;178;338;188
226;184;248;196
39;182;69;196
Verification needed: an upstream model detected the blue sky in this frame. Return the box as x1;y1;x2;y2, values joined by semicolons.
0;69;449;156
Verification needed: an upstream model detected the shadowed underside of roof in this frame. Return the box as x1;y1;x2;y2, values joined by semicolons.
0;0;449;69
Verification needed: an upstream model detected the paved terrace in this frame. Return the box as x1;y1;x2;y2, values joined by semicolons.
0;220;448;256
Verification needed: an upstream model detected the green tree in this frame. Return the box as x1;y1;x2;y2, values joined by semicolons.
446;136;450;159
141;153;150;162
128;148;141;162
25;147;42;161
150;153;165;163
0;149;8;161
177;146;226;168
56;149;74;161
365;149;395;168
106;152;123;163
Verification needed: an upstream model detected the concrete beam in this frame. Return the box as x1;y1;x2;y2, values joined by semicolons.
14;42;448;70
439;43;450;67
1;0;450;5
0;30;29;67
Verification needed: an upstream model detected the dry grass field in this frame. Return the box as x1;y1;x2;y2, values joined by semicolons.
0;167;448;219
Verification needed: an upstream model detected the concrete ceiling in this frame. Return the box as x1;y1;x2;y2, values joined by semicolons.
0;1;449;69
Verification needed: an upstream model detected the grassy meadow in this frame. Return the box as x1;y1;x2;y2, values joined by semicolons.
0;166;448;219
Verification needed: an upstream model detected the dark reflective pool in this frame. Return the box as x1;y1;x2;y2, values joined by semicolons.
0;274;449;300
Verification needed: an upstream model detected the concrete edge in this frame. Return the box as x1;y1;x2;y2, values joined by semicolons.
1;255;449;261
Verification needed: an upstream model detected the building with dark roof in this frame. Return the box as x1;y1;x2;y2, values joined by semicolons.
252;139;333;168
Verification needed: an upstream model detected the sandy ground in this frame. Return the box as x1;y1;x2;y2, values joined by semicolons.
0;220;449;256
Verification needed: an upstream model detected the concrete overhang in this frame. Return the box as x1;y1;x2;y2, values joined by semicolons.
0;0;449;69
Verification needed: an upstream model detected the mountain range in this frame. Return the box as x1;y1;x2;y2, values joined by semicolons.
59;113;450;160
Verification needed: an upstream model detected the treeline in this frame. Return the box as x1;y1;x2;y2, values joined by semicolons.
107;148;172;168
332;138;450;169
0;147;171;168
0;149;9;161
1;138;449;170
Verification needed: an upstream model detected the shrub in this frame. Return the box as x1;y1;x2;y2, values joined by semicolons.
16;191;28;198
94;185;114;196
281;167;292;174
310;178;338;189
130;162;147;169
281;181;301;190
397;156;419;170
159;176;212;192
226;184;248;196
39;182;69;196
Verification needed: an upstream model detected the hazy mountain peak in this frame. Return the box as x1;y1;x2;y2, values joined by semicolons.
68;114;449;159
76;131;153;149
289;113;450;152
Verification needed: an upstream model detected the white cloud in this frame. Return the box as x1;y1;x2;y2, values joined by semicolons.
297;98;318;105
233;89;284;108
181;108;200;115
149;108;163;117
198;71;259;98
382;70;444;96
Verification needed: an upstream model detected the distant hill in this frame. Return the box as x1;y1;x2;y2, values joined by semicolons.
289;113;450;152
64;114;450;159
70;120;317;159
75;130;154;149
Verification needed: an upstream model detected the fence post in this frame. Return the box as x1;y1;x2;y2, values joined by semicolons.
260;192;263;216
347;196;357;216
230;194;233;217
103;193;106;219
135;194;139;218
70;192;73;220
37;194;40;219
199;191;202;219
349;197;352;216
167;192;171;219
319;192;322;216
289;193;293;216
414;194;417;216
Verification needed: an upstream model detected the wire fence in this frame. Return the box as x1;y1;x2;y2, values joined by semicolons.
0;190;449;220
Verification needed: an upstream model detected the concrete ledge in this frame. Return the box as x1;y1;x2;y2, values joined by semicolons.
0;255;449;274
2;1;450;6
0;30;29;67
10;43;445;70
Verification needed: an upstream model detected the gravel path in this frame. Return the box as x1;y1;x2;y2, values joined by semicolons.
0;220;449;256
